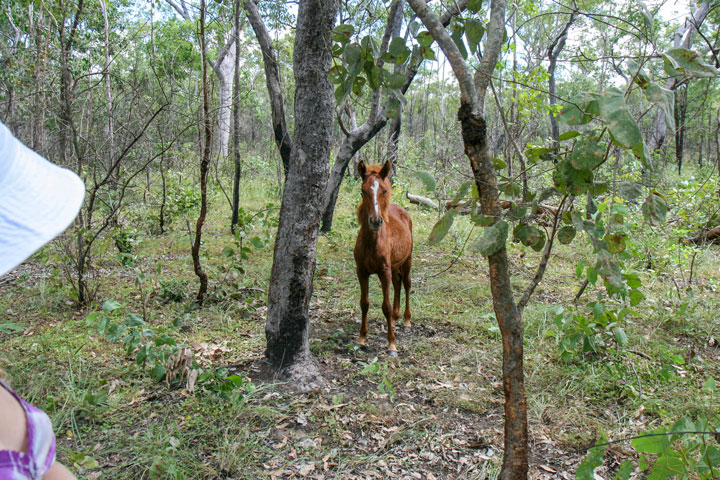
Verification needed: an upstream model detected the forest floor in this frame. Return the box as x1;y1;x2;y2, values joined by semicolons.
1;173;719;479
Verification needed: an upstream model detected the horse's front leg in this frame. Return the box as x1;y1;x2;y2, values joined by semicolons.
379;267;397;356
357;269;370;348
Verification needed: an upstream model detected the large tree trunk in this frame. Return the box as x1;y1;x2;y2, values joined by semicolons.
264;0;337;391
408;0;528;477
211;33;236;159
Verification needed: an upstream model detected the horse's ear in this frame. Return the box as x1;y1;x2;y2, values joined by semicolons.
357;161;367;179
379;160;391;179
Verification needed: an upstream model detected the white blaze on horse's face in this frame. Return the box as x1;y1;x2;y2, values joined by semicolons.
368;179;383;231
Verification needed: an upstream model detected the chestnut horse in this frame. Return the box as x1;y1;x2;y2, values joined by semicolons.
354;160;413;356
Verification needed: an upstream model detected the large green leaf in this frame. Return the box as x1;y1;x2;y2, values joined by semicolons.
596;251;624;290
332;24;355;43
468;0;483;13
641;192;667;225
344;43;364;76
645;82;675;131
663;48;719;79
513;223;546;251
618;182;643;201
427;210;456;245
632;429;671;454
389;37;409;57
554;160;594;195
576;435;608;480
569;138;606;170
604;233;627;253
557;226;576;244
450;22;468;60
647;454;686;480
415;171;436;192
470;220;509;256
465;19;485;54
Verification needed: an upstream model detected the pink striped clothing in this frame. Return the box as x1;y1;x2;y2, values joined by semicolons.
0;380;56;480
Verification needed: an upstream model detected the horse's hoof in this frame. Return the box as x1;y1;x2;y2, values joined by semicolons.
388;350;398;358
403;326;411;335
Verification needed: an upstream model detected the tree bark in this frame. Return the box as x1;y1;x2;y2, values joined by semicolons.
547;14;574;147
245;0;292;175
408;0;528;477
211;31;236;159
675;86;688;175
231;0;243;233
192;0;211;304
264;0;337;390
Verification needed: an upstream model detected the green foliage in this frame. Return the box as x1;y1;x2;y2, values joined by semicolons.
358;357;396;402
470;220;509;257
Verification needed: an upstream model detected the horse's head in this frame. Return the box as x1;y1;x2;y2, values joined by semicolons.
357;160;392;232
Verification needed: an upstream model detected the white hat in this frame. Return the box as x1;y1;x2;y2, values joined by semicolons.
0;121;85;276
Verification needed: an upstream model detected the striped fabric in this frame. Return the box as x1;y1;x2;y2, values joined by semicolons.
0;380;56;480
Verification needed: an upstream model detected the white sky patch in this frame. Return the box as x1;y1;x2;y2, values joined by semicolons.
371;179;380;217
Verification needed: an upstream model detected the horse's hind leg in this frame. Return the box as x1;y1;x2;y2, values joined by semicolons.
401;259;412;332
357;270;370;348
391;271;401;330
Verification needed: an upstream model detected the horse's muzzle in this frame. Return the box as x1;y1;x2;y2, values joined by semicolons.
369;217;383;231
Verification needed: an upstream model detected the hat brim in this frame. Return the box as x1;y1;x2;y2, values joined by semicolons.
0;122;85;277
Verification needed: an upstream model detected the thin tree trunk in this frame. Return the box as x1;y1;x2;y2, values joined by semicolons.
408;0;528;477
98;0;115;192
231;0;242;232
675;86;688;175
192;0;211;304
264;0;337;390
547;14;574;147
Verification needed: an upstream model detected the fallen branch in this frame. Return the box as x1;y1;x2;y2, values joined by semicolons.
684;225;720;245
406;192;439;210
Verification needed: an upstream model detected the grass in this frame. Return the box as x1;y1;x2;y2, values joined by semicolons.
1;170;719;479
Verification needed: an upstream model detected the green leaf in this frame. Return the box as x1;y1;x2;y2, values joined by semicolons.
468;0;483;13
629;288;644;306
596;251;624;290
366;64;382;90
452;181;472;203
344;43;363;74
641;192;667;225
645;82;675;131
558;226;576;245
702;377;716;392
636;0;653;32
103;300;122;313
513;223;546;251
450;22;468;60
0;322;24;334
632;428;670;454
419;45;436;61
386;97;400;118
417;31;434;47
613;460;634;480
663;48;719;79
222;246;234;258
151;364;167;382
618;182;643;201
125;313;145;326
604;233;627;254
569;138;606;170
470;220;509;257
415;171;436;192
427;210;457;245
465;19;485;54
613;327;629;347
107;323;127;343
389;37;406;57
576;434;608;480
554;160;594;195
352;75;366;95
492;157;507;170
332;24;355;43
558;130;581;141
647;453;686;480
385;72;405;89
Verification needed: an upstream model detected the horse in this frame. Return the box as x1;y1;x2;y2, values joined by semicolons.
353;160;413;357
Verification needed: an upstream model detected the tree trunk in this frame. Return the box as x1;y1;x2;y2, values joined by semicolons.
264;0;337;390
231;0;243;232
211;34;236;159
245;0;292;175
192;0;211;304
408;0;528;477
675;86;688;175
547;14;574;147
